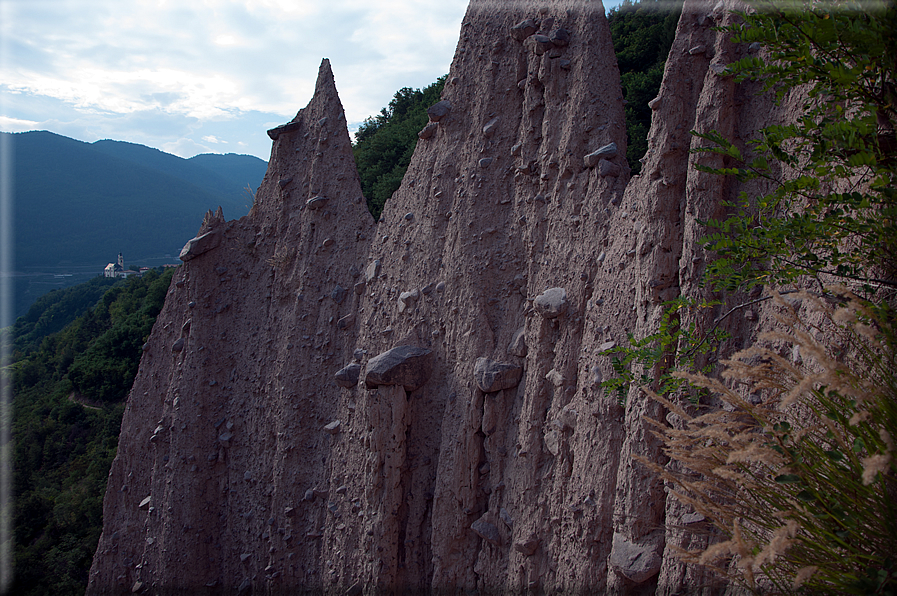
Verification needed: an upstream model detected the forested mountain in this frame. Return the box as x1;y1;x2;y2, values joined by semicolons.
187;153;268;200
9;268;175;596
8;131;266;316
88;140;264;209
608;0;682;173
11;276;120;358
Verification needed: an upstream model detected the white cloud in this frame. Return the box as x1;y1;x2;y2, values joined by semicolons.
8;0;656;158
4;0;468;127
163;137;212;158
0;116;40;132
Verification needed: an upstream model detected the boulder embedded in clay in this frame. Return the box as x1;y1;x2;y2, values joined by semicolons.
306;196;329;210
549;28;571;47
530;34;553;55
426;100;452;122
365;260;381;282
471;517;501;545
544;429;561;456
584;143;618;168
598;159;621;178
534;287;569;318
334;363;362;388
364;345;433;392
609;533;662;583
331;285;347;304
337;313;355;329
508;327;527;357
179;231;220;261
514;537;540;556
509;19;537;41
474;357;523;393
398;289;419;312
418;122;439;139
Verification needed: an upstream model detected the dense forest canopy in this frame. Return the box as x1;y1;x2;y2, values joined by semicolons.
352;77;447;220
607;0;682;173
9;268;174;596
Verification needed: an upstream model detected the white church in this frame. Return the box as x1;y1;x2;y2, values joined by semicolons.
104;253;138;279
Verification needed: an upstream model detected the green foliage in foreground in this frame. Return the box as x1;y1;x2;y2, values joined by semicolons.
352;77;446;219
8;268;174;596
606;1;897;593
697;3;897;293
642;292;897;595
608;0;682;174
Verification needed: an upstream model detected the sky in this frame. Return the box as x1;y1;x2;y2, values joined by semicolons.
0;0;623;162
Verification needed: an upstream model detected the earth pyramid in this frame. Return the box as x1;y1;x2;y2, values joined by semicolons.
88;0;794;593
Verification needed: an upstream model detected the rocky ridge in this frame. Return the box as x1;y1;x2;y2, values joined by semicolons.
88;0;792;593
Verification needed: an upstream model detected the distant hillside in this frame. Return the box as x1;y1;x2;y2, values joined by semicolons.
89;140;264;209
9;131;267;315
9;270;175;596
188;153;268;199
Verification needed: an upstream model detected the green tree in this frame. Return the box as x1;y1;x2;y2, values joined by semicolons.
608;0;682;173
698;2;897;293
9;267;175;596
608;2;897;593
353;77;446;219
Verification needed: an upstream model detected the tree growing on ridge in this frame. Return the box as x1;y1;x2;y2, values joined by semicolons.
352;77;446;219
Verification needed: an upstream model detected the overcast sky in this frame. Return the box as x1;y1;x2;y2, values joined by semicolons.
0;0;623;161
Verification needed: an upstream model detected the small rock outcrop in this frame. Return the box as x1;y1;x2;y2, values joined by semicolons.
583;142;618;167
334;363;362;388
473;357;523;393
364;345;433;392
178;230;219;261
533;287;569;318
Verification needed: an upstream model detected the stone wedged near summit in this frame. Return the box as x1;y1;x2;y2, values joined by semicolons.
267;119;303;140
364;345;433;392
179;231;219;261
